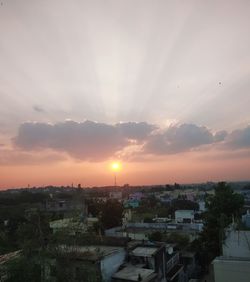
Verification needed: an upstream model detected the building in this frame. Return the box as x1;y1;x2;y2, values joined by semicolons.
152;217;171;223
198;201;206;212
180;251;197;280
175;210;194;224
213;226;250;282
49;216;98;235
242;210;250;228
112;265;157;282
111;242;184;282
213;257;250;282
43;198;87;217
105;222;202;242
128;192;144;201
122;209;132;226
124;199;140;209
44;245;126;282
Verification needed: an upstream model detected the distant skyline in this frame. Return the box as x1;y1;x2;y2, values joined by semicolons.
1;0;250;188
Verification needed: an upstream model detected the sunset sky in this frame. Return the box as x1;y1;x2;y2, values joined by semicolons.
1;0;250;188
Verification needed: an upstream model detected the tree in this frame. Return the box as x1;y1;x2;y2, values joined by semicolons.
5;256;41;282
149;231;162;242
99;199;124;230
200;182;244;259
166;232;189;249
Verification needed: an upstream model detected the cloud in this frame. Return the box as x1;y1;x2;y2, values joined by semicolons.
13;120;155;161
224;126;250;149
143;124;215;155
12;120;250;161
197;149;250;162
0;149;66;166
116;122;156;141
214;130;228;142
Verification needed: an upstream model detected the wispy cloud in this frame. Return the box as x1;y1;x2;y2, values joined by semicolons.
0;149;66;166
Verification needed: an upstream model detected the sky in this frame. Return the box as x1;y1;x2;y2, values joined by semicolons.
0;0;250;188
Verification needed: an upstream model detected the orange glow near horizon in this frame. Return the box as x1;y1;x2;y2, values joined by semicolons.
1;150;250;189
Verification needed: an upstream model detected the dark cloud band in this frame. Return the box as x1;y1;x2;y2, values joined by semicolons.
13;120;250;161
13;120;155;161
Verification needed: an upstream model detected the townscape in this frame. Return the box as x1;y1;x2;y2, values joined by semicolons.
1;181;250;281
1;1;250;281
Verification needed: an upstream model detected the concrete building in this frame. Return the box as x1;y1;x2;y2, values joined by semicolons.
129;192;144;201
213;226;250;282
175;210;194;224
49;216;98;234
198;201;206;212
112;266;157;282
222;227;250;258
105;222;202;242
122;209;132;226
44;245;126;282
213;257;250;282
43;198;87;217
180;251;197;280
124;199;140;209
111;242;184;282
242;210;250;228
50;218;87;234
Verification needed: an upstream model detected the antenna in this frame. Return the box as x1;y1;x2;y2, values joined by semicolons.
114;172;117;187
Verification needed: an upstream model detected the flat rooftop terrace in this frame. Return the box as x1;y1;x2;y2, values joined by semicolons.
112;266;156;282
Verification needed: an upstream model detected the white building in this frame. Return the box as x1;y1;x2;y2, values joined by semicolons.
213;226;250;282
242;210;250;228
175;210;194;223
198;201;206;212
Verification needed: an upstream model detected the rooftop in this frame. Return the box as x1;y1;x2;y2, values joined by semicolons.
213;256;250;263
131;246;159;257
175;210;194;214
112;266;156;281
57;245;124;261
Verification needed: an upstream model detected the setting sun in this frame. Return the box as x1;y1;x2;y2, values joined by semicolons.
111;162;121;171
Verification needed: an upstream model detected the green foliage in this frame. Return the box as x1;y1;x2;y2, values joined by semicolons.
17;210;51;255
87;199;105;217
149;231;162;241
200;182;244;259
87;199;124;230
0;191;48;206
205;182;244;218
140;195;160;209
0;230;11;254
170;199;199;213
164;232;189;249
100;199;124;229
143;216;154;223
5;256;41;282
